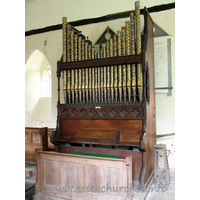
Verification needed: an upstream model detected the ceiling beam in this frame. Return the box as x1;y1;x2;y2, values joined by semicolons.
25;2;175;37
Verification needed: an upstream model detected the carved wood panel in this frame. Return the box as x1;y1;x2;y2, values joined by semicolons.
25;131;29;143
60;104;144;120
36;152;132;200
31;132;42;144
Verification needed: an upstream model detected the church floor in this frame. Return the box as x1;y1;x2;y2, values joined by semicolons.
25;163;37;200
133;169;175;200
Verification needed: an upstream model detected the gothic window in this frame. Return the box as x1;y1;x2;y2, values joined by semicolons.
42;66;51;97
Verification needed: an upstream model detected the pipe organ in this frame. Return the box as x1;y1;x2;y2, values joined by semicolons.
49;1;156;197
63;13;142;105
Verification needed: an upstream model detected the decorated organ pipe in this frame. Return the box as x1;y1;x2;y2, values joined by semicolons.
74;36;78;103
74;69;78;103
94;50;98;59
67;70;71;104
94;67;98;103
70;29;74;103
135;0;143;102
98;67;101;103
85;68;89;103
66;22;71;104
81;38;85;61
113;35;118;102
125;21;132;103
71;69;74;103
91;47;94;103
67;24;71;62
78;69;81;103
103;66;107;103
117;30;122;103
92;47;95;60
130;12;137;102
61;2;143;104
106;41;110;102
78;36;82;61
102;46;107;103
121;26;126;102
88;45;91;60
100;66;104;103
110;38;114;103
92;68;95;103
85;42;88;60
70;30;74;62
89;68;92;103
82;68;85;103
62;17;67;103
74;34;78;61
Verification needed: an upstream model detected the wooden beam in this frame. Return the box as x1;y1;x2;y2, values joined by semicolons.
25;3;175;37
156;133;175;138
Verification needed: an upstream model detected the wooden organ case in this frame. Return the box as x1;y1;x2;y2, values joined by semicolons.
34;3;156;200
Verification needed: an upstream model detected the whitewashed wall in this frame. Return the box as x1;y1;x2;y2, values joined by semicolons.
25;0;175;168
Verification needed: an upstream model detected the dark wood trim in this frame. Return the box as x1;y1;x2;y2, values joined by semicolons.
59;104;144;120
156;133;175;138
25;3;175;37
57;61;61;104
59;54;142;71
155;87;173;90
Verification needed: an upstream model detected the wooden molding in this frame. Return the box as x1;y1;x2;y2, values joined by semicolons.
156;133;175;138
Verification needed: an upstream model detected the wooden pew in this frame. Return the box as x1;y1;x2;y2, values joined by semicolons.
48;128;56;150
33;151;133;200
25;127;48;164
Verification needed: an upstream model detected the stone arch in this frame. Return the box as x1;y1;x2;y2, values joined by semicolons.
25;49;52;127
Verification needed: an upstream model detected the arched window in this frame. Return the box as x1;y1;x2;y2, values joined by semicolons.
42;66;51;97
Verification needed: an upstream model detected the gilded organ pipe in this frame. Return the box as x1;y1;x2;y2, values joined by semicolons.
61;2;143;104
